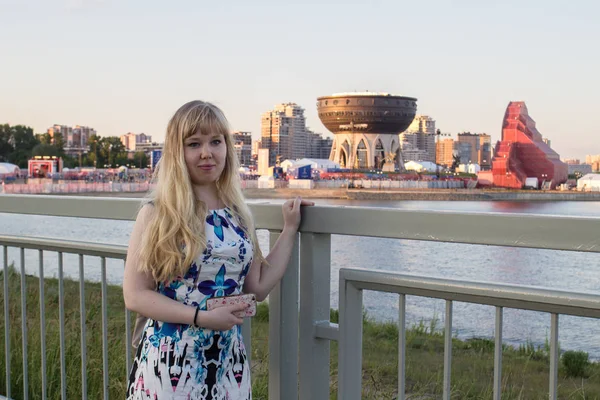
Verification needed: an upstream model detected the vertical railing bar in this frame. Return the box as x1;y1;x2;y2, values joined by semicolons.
123;259;132;373
58;252;66;400
493;306;503;400
443;300;453;400
101;257;109;400
20;247;29;400
298;233;331;400
79;254;87;399
125;263;132;378
39;250;47;400
397;294;406;400
337;275;363;400
549;313;559;400
125;307;132;376
3;246;11;399
268;230;299;400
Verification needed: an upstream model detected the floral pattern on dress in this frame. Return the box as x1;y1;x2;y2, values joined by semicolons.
127;207;254;400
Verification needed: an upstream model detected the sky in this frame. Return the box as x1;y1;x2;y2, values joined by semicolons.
1;0;599;159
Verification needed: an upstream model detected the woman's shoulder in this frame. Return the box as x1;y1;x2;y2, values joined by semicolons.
136;201;156;224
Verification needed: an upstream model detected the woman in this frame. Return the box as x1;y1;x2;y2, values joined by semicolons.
123;100;313;399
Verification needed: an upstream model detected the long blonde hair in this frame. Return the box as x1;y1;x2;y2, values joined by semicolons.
138;100;264;283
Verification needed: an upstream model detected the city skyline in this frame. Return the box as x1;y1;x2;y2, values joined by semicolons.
2;0;599;160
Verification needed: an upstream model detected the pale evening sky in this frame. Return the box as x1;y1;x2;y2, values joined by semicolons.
1;0;598;160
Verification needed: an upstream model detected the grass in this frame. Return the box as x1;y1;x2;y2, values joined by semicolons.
1;267;600;399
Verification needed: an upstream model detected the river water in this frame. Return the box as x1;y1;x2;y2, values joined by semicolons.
1;199;599;358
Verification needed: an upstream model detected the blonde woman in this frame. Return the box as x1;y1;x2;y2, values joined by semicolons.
123;100;313;399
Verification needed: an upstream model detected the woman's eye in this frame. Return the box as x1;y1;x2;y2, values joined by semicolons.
188;142;200;147
212;139;222;145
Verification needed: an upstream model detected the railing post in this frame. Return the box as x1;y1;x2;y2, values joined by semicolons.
398;294;406;400
299;233;331;400
80;255;88;398
3;246;10;399
20;248;29;400
39;250;47;400
101;257;109;400
493;306;503;400
58;252;66;400
338;271;363;400
443;300;453;400
549;314;559;400
268;231;299;400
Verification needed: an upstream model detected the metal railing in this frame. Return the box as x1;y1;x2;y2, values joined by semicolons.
337;268;600;400
0;236;127;400
1;193;600;399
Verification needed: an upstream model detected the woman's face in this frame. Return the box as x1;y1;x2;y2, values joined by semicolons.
183;130;227;186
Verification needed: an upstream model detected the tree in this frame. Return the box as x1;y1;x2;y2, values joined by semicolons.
32;143;62;158
9;125;39;167
0;124;15;162
99;136;126;167
62;155;79;169
36;132;52;145
84;152;97;167
115;153;129;167
133;152;148;169
0;124;41;167
88;135;101;167
52;133;66;157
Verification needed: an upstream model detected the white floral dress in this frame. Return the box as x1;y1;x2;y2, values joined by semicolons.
127;207;254;400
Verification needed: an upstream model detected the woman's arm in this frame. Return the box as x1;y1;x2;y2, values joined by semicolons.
123;204;247;331
243;197;314;301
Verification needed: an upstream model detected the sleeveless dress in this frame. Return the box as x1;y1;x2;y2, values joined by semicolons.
127;207;254;400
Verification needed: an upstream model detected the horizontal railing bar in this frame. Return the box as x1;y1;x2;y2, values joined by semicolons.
0;235;126;259
314;321;339;341
2;194;600;252
0;194;142;221
341;268;600;318
295;206;600;253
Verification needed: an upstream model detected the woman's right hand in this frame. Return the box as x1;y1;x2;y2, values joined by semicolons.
198;303;249;331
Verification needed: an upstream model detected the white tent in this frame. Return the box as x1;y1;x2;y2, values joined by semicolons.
0;163;20;176
404;161;437;173
577;173;600;191
457;163;481;174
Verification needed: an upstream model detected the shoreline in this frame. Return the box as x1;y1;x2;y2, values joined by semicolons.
31;188;600;201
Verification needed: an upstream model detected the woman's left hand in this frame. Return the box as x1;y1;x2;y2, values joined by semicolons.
282;197;314;232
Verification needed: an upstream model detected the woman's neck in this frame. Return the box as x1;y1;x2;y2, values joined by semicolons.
192;183;223;210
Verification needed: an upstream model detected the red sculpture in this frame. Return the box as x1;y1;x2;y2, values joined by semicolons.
490;102;567;189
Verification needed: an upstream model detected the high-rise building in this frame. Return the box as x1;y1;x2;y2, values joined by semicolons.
306;130;333;160
457;133;480;164
563;158;581;165
399;133;429;162
48;125;71;145
586;155;600;164
436;138;455;166
261;103;308;166
479;134;492;170
47;124;96;155
252;140;261;157
454;141;473;165
400;115;436;162
455;132;492;168
232;131;252;166
120;132;153;152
